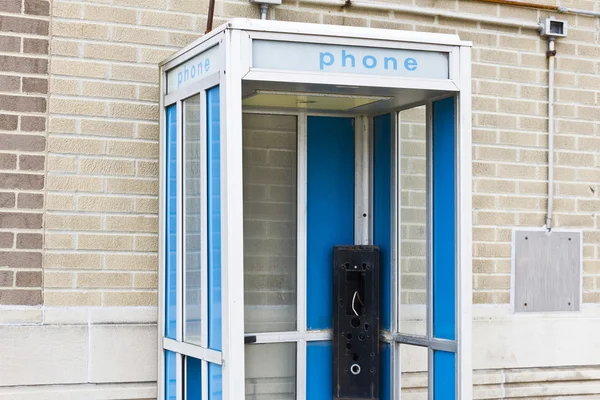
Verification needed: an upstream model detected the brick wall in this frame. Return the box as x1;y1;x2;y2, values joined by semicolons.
0;0;49;306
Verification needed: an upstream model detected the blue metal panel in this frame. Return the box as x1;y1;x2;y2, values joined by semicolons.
207;86;222;351
306;116;355;330
209;363;223;400
186;357;202;399
373;113;392;331
432;97;456;341
434;351;455;400
379;342;391;400
307;341;333;399
165;350;177;400
166;105;177;339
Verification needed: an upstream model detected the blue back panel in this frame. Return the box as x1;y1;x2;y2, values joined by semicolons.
432;97;456;341
373;113;392;331
186;356;202;399
306;116;355;330
207;86;222;351
165;350;177;400
434;351;456;400
379;342;391;400
307;341;333;399
209;363;223;400
166;105;177;339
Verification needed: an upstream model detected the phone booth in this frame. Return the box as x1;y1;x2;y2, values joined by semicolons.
158;18;472;400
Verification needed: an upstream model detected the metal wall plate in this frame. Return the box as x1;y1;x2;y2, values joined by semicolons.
513;229;582;313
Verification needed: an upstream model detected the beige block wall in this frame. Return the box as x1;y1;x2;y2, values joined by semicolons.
44;0;600;309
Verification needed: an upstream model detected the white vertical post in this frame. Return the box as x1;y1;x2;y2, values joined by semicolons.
157;70;167;400
391;111;402;400
457;46;473;400
297;112;308;400
176;99;184;400
221;29;246;400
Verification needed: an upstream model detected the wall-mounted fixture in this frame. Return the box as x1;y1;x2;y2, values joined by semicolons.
249;0;282;20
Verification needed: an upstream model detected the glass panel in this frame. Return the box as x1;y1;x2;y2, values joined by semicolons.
432;97;456;341
373;113;392;331
245;343;296;399
306;116;355;330
207;86;222;351
165;350;177;400
306;341;333;400
184;95;203;345
380;343;391;400
399;106;427;336
433;350;455;400
186;356;202;398
400;344;428;399
209;363;223;400
166;105;177;339
243;114;298;333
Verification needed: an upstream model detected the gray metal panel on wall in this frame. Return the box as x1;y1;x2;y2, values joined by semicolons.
514;230;582;313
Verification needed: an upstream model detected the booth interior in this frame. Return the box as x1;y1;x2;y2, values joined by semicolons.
160;19;471;400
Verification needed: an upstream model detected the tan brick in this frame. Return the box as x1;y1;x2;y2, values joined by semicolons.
477;179;516;194
43;272;74;288
81;81;137;101
50;98;107;116
78;272;131;288
78;234;133;251
499;196;539;210
134;235;158;252
107;178;158;195
473;195;496;209
556;214;594;228
79;157;134;176
105;254;157;270
53;39;80;58
79;196;133;212
558;151;594;167
479;49;517;65
107;140;158;158
476;211;515;225
84;4;137;24
475;275;510;290
103;291;157;306
53;1;83;18
497;164;542;179
45;290;101;306
133;273;157;289
49;117;77;134
136;161;158;177
46;215;102;231
46;194;75;211
133;198;158;214
51;59;108;79
477;146;517;162
112;26;167;46
168;31;201;47
80;119;135;138
110;64;158;84
517;181;547;195
473;291;494;304
116;0;167;8
46;233;74;249
48;155;76;173
109;102;159;121
106;216;158;233
51;78;79;96
477;80;517;98
138;86;159;102
53;20;109;40
140;10;194;29
47;175;104;192
46;253;102;270
48;136;105;155
140;48;175;64
474;243;511;257
498;99;538;115
137;123;158;140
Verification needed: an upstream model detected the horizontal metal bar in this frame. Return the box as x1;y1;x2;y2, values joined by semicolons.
393;334;457;353
163;337;223;365
245;330;332;344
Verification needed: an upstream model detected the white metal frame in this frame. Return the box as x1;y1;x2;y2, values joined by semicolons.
158;18;472;400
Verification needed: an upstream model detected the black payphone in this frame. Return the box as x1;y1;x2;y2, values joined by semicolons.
333;246;380;400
